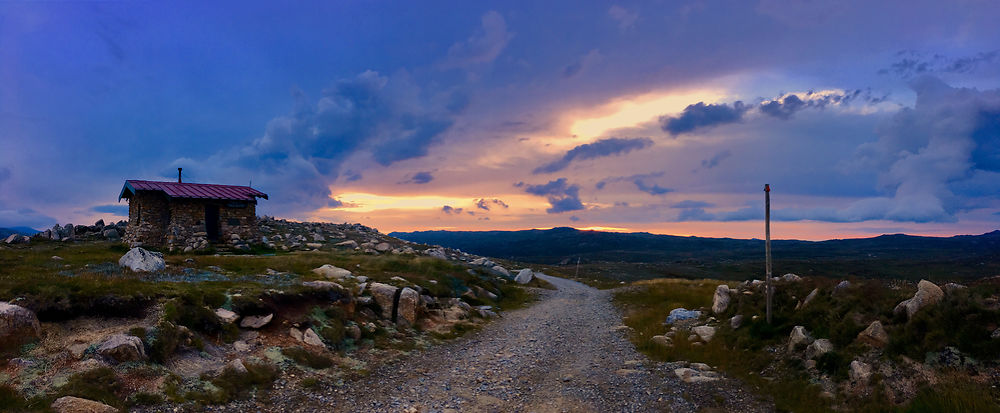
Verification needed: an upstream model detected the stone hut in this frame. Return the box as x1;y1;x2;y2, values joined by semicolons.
118;171;268;250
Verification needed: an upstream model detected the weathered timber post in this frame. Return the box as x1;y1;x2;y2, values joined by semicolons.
765;184;773;324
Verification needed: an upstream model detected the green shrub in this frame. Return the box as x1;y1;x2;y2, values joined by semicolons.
148;321;182;363
281;346;334;369
56;367;123;408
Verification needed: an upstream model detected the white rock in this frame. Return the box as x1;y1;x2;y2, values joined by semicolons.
894;280;944;319
788;325;814;351
215;308;239;324
303;328;325;347
118;247;165;272
798;288;819;310
674;367;719;383
240;313;273;329
289;328;304;342
857;320;889;347
51;396;119;413
806;339;834;360
491;265;510;277
311;264;353;279
368;282;398;319
302;280;344;290
712;285;731;314
335;240;359;248
849;360;872;385
692;325;717;342
514;268;534;284
650;335;673;347
730;315;744;329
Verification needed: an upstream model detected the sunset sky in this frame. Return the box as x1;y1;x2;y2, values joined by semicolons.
2;1;1000;240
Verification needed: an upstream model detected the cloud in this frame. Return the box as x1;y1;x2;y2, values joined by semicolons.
90;205;129;216
671;200;714;209
698;150;731;170
569;215;581;222
0;206;56;229
523;178;584;213
563;49;603;78
880;50;1000;78
475;198;509;211
634;179;671;195
759;90;867;119
442;11;513;68
608;5;638;31
171;70;454;216
660;102;749;135
442;205;464;215
533;137;653;174
596;171;670;195
402;171;434;184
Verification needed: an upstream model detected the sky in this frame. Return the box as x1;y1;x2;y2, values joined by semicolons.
1;1;1000;240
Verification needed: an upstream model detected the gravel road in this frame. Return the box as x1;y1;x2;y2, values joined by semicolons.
297;274;774;412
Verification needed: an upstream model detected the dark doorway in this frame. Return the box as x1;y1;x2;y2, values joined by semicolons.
205;205;220;241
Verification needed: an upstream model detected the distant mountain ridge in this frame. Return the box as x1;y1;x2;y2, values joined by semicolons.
0;226;40;239
390;227;1000;281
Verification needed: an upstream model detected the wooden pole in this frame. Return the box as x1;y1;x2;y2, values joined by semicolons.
765;184;773;324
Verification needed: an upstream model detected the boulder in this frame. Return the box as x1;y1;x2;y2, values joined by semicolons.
305;243;323;249
335;240;358;248
491;265;510;277
788;326;814;351
97;334;147;362
798;288;819;310
118;247;165;272
674;367;720;383
375;242;391;252
346;324;362;340
944;282;968;294
514;268;534;284
650;335;673;348
806;339;834;360
857;320;889;347
665;308;701;324
303;328;325;347
0;302;41;345
51;396;119;413
833;280;851;294
227;358;248;375
730;315;744;329
311;264;353;279
894;280;944;319
302;281;344;290
781;273;802;282
240;314;273;329
692;325;717;342
215;308;239;324
396;287;419;325
289;328;304;342
3;234;20;244
712;285;731;314
102;228;120;240
849;360;872;385
368;283;398;319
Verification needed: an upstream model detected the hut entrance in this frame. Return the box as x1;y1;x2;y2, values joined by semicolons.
205;205;220;241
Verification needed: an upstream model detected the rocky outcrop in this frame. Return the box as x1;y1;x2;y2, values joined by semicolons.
51;396;119;413
894;280;944;319
368;283;398;319
857;320;889;347
514;268;534;284
0;302;41;346
849;360;872;385
788;326;814;351
118;247;165;272
712;285;731;314
396;287;419;325
98;334;147;363
491;265;511;278
312;264;353;279
806;339;834;360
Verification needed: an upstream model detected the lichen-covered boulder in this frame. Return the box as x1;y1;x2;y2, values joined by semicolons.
311;264;353;279
98;334;147;363
849;360;872;385
0;302;41;348
894;280;944;319
239;313;273;329
396;287;420;326
857;320;889;347
692;325;717;342
806;339;834;360
118;247;165;272
788;325;814;351
368;282;398;319
514;268;534;284
712;285;731;314
491;265;511;277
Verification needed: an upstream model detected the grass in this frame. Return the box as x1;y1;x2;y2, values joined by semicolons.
281;346;335;369
614;276;1000;412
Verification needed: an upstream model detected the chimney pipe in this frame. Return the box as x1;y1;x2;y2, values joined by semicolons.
178;168;182;183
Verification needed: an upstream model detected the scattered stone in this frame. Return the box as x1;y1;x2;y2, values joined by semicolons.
894;280;944;319
857;320;889;347
290;328;304;342
68;343;89;359
650;335;673;347
781;273;802;282
514;268;534;284
692;325;717;342
102;228;120;240
51;396;119;413
375;242;391;252
730;314;744;329
335;240;359;248
788;326;814;351
674;367;720;383
834;280;851;294
305;242;323;249
0;302;41;345
97;334;147;363
712;285;731;314
215;308;239;324
312;264;353;279
491;265;510;277
302;280;344;290
849;360;872;385
665;308;701;324
346;323;362;340
806;339;834;360
397;287;420;326
303;328;325;347
233;341;250;352
227;358;249;374
368;283;398;319
118;247;165;272
798;288;819;310
240;314;273;329
944;282;968;294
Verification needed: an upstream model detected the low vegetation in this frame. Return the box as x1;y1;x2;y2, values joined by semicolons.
615;276;1000;412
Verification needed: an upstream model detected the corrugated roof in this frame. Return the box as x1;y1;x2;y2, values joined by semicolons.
119;180;268;202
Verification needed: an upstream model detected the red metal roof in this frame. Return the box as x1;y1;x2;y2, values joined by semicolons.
119;180;268;202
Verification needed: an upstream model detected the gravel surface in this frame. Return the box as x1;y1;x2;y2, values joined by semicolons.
170;274;774;412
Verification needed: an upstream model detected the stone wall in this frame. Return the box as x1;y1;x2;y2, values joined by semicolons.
123;191;170;246
164;199;258;251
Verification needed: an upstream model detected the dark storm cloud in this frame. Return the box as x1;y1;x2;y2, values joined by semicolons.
533;137;653;174
523;178;584;213
660;102;749;135
759;90;871;120
880;50;1000;78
